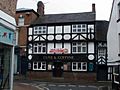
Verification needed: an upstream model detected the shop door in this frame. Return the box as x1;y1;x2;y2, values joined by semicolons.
52;62;63;77
97;65;108;81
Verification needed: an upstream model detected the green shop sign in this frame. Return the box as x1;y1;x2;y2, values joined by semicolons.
0;26;15;45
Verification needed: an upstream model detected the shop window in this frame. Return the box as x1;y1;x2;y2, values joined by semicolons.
72;42;87;53
18;15;24;26
33;62;46;70
72;24;86;33
72;62;87;71
33;43;46;54
34;26;46;34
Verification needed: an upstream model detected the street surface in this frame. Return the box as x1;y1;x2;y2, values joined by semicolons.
18;81;111;90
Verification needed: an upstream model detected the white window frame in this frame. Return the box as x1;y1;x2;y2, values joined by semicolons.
33;62;46;70
72;62;87;71
72;24;86;33
18;15;24;26
98;48;106;57
34;26;46;34
33;43;46;54
72;42;87;53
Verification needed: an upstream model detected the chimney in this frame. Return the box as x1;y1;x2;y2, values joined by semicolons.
37;1;44;16
92;3;96;13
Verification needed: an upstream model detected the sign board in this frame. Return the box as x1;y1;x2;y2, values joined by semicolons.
0;26;15;45
49;48;68;54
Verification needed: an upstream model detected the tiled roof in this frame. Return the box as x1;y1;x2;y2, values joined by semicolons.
31;12;95;25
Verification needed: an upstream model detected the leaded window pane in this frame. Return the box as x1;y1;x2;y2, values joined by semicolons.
73;47;76;52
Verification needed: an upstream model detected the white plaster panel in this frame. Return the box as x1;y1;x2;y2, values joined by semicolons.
29;28;32;35
56;26;62;33
64;43;71;53
47;43;54;54
64;25;71;33
88;42;94;53
48;26;54;34
56;43;62;48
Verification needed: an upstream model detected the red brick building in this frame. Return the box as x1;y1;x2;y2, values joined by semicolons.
15;8;39;74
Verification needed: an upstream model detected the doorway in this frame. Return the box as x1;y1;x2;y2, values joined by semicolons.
97;65;108;81
52;62;63;77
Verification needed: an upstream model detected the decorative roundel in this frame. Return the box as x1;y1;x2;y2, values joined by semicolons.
64;34;70;40
28;36;32;41
48;35;54;40
28;55;32;60
56;35;62;40
88;55;94;60
88;34;94;39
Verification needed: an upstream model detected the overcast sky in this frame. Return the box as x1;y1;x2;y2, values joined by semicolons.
17;0;113;20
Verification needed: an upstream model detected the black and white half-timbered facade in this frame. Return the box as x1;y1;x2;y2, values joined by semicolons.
26;2;109;81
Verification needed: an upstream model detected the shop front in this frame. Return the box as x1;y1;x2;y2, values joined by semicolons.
0;10;16;90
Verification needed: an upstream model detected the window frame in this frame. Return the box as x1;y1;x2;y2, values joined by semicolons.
72;24;87;33
33;43;46;54
18;15;24;26
33;62;46;70
98;48;106;57
72;62;87;71
72;42;87;53
34;26;46;34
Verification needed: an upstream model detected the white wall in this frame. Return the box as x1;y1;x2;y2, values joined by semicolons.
107;0;120;63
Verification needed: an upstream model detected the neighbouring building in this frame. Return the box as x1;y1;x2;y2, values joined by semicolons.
27;1;108;82
0;0;17;90
15;8;39;75
107;0;120;89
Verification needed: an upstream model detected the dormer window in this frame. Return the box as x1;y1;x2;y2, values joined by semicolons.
18;15;24;26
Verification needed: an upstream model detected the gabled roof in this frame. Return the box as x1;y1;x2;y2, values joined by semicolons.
31;12;96;26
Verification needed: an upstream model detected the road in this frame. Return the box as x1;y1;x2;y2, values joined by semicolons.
21;81;110;90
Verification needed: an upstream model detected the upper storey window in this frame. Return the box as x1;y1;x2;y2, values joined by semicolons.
72;24;86;33
34;26;46;34
18;15;24;26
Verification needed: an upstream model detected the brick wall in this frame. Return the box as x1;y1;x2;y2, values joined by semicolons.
27;71;97;82
0;0;17;17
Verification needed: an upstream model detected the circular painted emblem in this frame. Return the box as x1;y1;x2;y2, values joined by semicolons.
88;55;94;60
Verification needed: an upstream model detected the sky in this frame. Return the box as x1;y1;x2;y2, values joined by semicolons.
17;0;113;20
